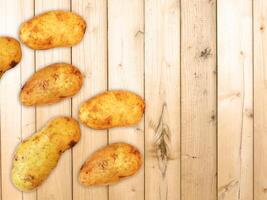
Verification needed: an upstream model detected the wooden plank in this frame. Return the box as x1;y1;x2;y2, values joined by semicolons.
107;0;144;199
254;0;267;199
144;0;180;200
0;1;34;200
217;0;253;200
34;1;72;200
71;0;108;200
20;2;37;200
180;0;217;199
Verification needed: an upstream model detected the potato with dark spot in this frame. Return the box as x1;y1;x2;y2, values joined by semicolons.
20;63;83;106
19;10;86;50
79;143;142;186
0;36;22;77
12;117;81;191
79;90;145;129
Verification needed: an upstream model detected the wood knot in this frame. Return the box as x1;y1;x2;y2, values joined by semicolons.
184;154;199;159
210;114;215;121
200;48;212;59
193;72;200;79
245;109;253;118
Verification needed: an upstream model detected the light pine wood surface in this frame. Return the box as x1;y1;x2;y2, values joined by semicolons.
218;1;253;200
0;0;265;199
181;0;216;199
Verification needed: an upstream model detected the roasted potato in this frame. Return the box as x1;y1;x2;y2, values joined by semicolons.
79;90;145;129
12;117;81;191
79;143;142;186
19;10;86;50
20;63;83;106
0;36;22;77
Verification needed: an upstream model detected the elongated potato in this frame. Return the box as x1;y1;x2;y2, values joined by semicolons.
19;10;86;50
0;36;22;77
79;90;145;129
12;117;81;191
20;63;83;106
79;143;142;186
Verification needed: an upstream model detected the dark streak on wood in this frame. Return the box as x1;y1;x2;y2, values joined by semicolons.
209;110;216;124
184;154;198;159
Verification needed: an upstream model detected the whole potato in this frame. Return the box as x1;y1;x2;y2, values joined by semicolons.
79;143;142;186
19;10;86;50
0;36;22;77
79;90;145;129
12;117;81;191
20;63;83;106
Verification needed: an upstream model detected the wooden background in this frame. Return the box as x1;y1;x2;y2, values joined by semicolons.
0;0;266;199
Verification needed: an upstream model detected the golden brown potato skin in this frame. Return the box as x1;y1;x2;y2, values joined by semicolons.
79;143;142;186
12;117;81;191
19;10;86;50
20;63;83;106
79;90;145;129
0;36;22;77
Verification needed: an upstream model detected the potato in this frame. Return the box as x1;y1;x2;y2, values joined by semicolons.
19;10;86;50
79;143;142;186
79;90;145;129
20;63;83;106
11;117;81;191
0;36;22;77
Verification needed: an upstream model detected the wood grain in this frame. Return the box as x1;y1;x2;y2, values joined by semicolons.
71;0;108;200
0;1;33;200
107;0;145;199
34;1;72;200
217;0;253;200
0;0;265;199
254;0;267;199
145;0;180;200
20;2;36;200
181;0;217;199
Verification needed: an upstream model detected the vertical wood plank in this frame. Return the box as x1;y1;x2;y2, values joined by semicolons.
217;0;253;200
145;0;180;200
20;2;37;200
71;0;108;200
181;0;217;199
0;2;22;199
254;0;267;199
0;0;34;200
34;1;72;200
107;0;145;199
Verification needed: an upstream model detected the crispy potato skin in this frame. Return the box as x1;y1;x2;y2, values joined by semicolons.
20;63;83;106
11;117;81;191
19;10;86;50
0;36;22;77
79;143;142;186
79;90;145;129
